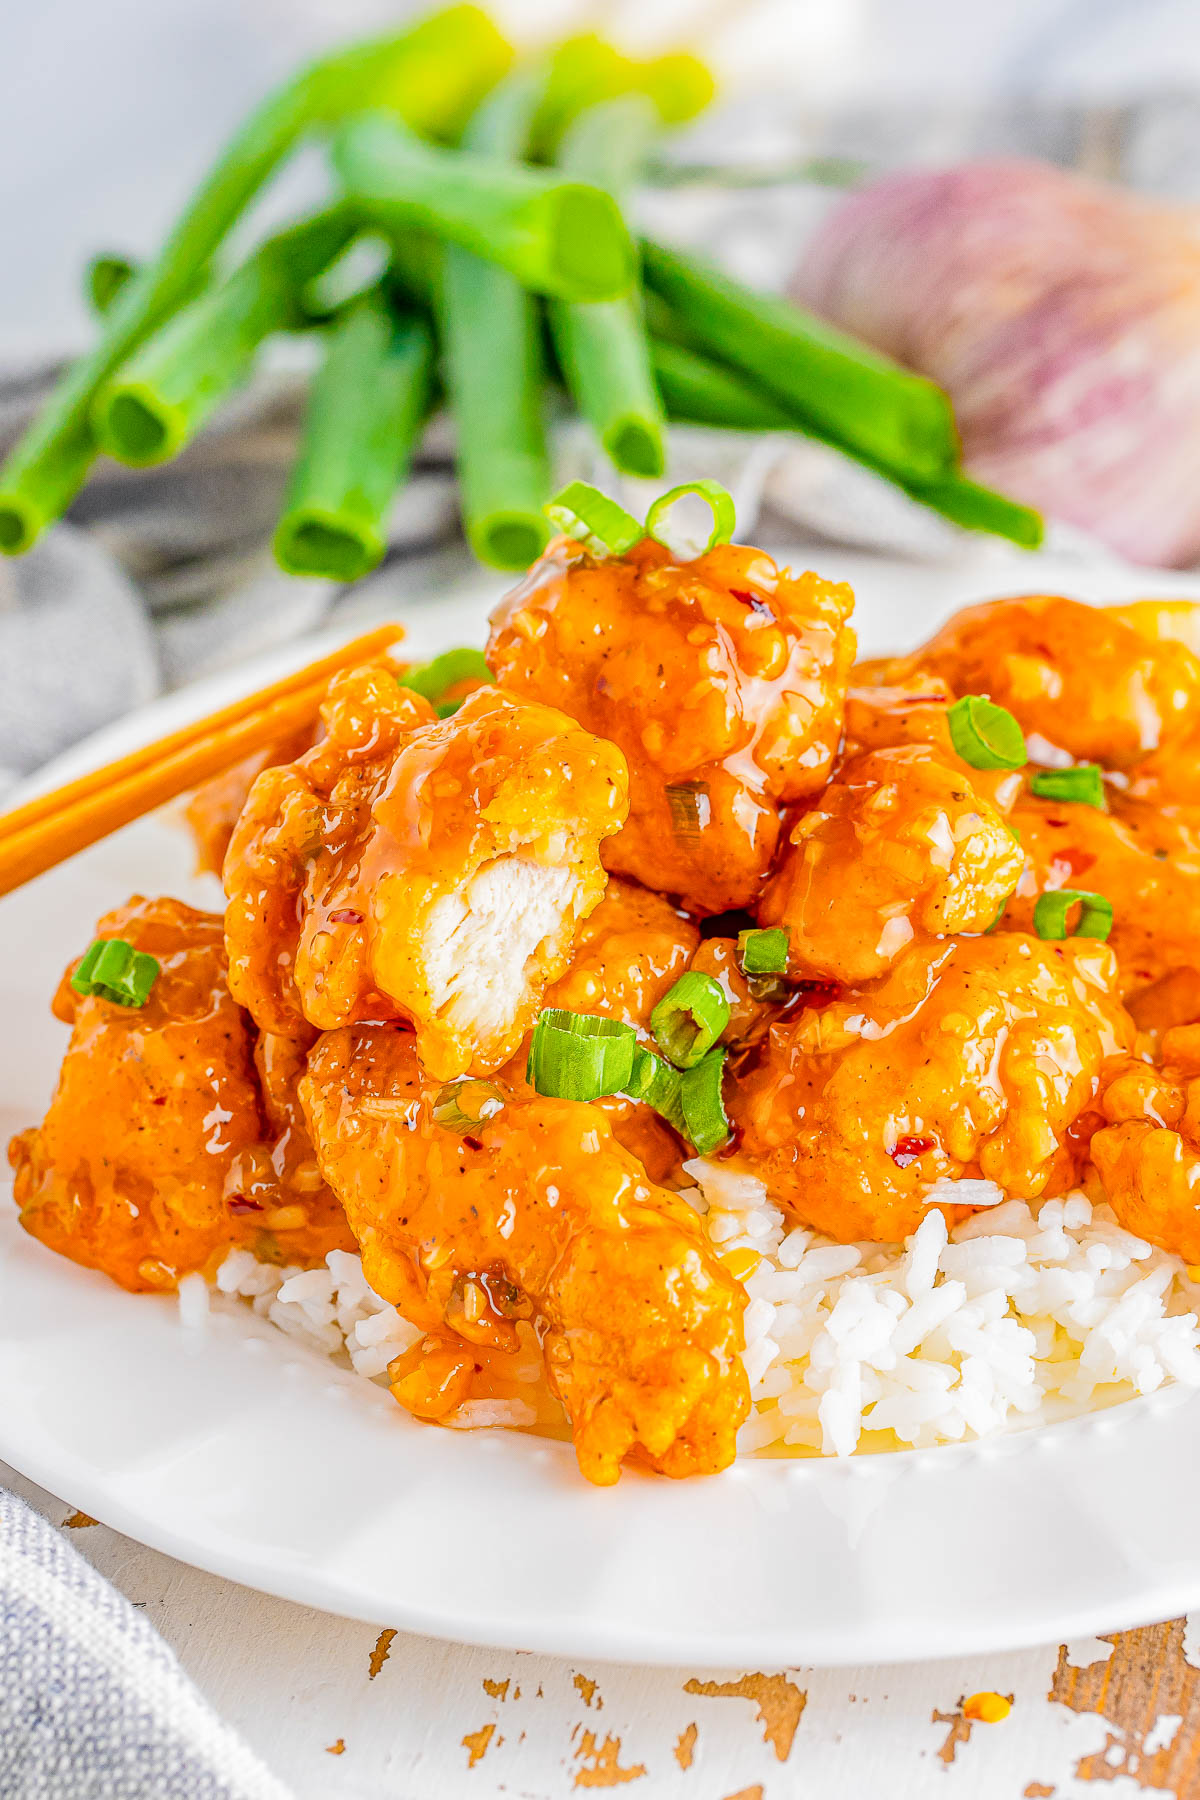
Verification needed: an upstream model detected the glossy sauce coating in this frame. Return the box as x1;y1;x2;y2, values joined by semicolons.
300;1024;749;1485
224;667;628;1080
488;537;856;913
1092;1027;1200;1261
883;594;1200;768
732;935;1134;1244
762;745;1024;983
8;896;351;1291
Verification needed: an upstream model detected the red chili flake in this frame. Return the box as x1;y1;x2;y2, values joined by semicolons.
329;908;363;925
1050;848;1095;881
151;1096;167;1107
889;1134;934;1169
462;1136;484;1153
227;1196;264;1215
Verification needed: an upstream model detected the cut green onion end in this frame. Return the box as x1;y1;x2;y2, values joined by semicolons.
650;970;730;1070
526;1007;636;1101
95;384;185;466
1029;764;1107;809
70;937;160;1007
737;927;790;977
603;415;666;480
472;511;551;572
1033;888;1114;943
0;493;40;555
273;512;384;583
644;479;736;557
946;694;1027;772
544;480;643;557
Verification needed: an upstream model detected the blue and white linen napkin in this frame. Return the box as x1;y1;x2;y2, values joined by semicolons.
0;1489;292;1800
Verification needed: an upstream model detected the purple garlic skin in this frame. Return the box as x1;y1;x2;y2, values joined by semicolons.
798;158;1200;567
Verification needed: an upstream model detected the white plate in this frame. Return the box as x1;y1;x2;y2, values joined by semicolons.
5;547;1200;1668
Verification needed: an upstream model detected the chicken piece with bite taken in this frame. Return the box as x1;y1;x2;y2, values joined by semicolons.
8;896;352;1292
488;536;856;914
300;1023;749;1485
731;933;1134;1244
223;663;629;1081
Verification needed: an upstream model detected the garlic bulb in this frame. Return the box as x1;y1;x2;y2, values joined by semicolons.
797;159;1200;567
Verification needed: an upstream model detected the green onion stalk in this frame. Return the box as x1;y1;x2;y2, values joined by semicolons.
641;237;960;483
0;5;510;554
93;207;359;466
274;288;436;581
332;109;635;304
435;68;555;569
549;94;666;478
648;304;1043;549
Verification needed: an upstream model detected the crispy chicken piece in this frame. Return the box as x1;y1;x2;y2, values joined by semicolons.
881;594;1200;770
186;726;317;877
1002;787;1200;1005
536;878;698;1182
1091;1027;1200;1261
761;746;1024;984
224;665;629;1081
8;896;351;1292
300;1023;749;1485
732;935;1134;1244
488;537;856;914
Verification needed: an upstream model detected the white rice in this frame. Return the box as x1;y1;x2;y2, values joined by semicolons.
201;1169;1200;1459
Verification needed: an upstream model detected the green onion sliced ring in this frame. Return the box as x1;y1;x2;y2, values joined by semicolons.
544;480;643;556
527;1008;637;1101
678;1047;731;1156
1033;888;1114;942
1029;764;1107;809
399;647;495;717
946;694;1027;772
431;1079;505;1133
650;970;730;1070
644;479;736;557
70;937;160;1007
737;927;789;978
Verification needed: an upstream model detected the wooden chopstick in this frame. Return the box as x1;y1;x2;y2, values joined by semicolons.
0;623;405;900
0;623;404;841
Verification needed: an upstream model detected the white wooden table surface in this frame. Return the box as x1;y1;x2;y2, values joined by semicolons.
6;1459;1198;1800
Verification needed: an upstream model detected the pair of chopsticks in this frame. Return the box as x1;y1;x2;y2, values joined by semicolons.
0;624;404;900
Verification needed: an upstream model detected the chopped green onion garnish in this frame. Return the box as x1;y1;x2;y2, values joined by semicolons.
1033;889;1114;942
544;480;643;556
622;1043;729;1155
650;971;730;1070
678;1048;731;1155
1029;764;1106;809
70;937;160;1007
624;1043;685;1133
527;1007;636;1101
431;1079;505;1133
644;479;736;556
399;647;495;717
946;695;1027;771
737;927;789;978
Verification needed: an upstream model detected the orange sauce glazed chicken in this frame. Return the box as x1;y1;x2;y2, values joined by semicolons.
15;478;1200;1485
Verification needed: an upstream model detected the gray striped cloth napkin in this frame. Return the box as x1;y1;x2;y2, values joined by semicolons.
0;1489;293;1800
